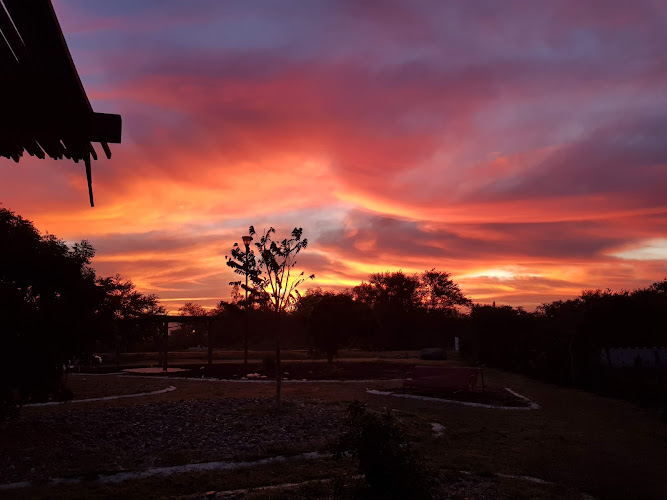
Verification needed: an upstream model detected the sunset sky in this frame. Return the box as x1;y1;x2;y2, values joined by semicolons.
2;0;666;311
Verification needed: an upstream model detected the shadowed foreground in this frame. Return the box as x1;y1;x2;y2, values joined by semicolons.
1;361;665;499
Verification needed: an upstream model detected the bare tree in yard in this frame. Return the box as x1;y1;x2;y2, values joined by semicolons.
229;226;314;409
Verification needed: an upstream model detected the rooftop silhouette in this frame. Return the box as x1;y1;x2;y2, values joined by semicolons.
0;0;121;206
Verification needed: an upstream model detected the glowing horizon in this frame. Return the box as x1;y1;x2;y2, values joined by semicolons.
2;1;665;312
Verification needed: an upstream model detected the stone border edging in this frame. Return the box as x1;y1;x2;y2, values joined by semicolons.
117;374;405;384
0;451;324;490
24;386;177;407
366;387;540;410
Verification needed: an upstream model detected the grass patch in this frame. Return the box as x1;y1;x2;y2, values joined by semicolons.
65;375;169;400
3;363;666;499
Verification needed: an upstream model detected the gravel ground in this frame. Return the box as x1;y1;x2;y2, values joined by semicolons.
189;474;584;500
1;397;345;484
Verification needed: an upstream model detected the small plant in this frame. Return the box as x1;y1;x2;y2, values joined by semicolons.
330;401;436;499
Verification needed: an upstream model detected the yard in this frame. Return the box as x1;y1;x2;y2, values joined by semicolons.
1;352;665;499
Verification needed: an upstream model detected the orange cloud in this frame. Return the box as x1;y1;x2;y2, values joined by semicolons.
2;1;666;311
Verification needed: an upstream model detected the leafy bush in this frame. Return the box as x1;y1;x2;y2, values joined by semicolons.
330;401;435;499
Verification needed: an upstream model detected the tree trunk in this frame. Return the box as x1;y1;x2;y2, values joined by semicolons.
244;313;249;377
244;271;249;377
207;327;213;368
115;333;121;371
162;321;168;373
275;312;282;410
569;335;576;385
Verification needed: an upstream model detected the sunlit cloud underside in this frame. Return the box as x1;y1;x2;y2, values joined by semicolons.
2;1;666;311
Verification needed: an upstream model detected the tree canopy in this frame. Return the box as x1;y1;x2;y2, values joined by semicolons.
250;226;315;314
1;207;164;406
1;208;100;404
353;269;470;314
227;225;314;409
419;269;471;311
300;289;375;363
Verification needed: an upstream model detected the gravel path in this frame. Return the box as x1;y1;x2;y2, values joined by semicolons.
1;397;345;484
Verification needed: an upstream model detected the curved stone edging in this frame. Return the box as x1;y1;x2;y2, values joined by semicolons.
0;451;324;490
503;388;541;409
117;374;405;384
0;457;592;498
366;387;540;410
24;386;177;407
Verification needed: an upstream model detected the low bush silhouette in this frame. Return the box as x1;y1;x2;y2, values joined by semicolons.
330;400;435;499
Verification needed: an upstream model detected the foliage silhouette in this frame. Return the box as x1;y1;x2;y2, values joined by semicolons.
249;226;314;314
353;270;469;349
226;237;265;310
419;268;471;310
0;208;165;411
96;274;164;357
462;282;667;414
299;290;375;363
331;400;435;499
1;208;101;409
227;226;314;409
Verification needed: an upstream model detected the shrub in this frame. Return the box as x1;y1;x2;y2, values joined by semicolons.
330;401;436;499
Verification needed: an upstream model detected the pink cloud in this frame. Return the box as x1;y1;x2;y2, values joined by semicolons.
2;0;666;311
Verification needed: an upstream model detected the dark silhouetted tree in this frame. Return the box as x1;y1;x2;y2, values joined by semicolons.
226;238;264;310
174;302;210;351
354;271;421;312
419;269;471;311
248;226;314;409
179;302;207;317
96;274;164;360
1;208;101;407
353;271;422;348
303;290;374;363
227;232;267;374
352;270;470;348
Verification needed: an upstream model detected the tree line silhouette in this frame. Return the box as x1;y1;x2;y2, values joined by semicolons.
2;207;665;414
461;284;667;415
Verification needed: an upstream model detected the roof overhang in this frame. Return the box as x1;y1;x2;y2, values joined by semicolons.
0;0;122;206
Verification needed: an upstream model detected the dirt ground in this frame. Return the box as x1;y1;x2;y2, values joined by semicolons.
2;355;666;499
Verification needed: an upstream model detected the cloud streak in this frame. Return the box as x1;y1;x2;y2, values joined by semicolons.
2;0;665;311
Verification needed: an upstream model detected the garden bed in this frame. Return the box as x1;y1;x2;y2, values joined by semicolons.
128;360;415;381
400;387;534;408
